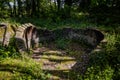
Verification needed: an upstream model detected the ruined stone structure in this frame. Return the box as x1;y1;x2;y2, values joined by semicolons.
0;23;15;46
0;23;37;52
0;23;104;53
52;28;104;47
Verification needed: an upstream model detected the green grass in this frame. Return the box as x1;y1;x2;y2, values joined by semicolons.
0;18;120;80
0;56;49;80
0;17;98;29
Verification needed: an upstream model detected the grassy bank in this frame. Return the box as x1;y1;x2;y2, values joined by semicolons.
0;18;120;79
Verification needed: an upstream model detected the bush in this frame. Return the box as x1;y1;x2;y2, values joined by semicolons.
84;33;120;80
0;45;19;58
0;37;20;58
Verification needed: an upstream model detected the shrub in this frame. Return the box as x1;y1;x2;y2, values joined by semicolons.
84;33;120;80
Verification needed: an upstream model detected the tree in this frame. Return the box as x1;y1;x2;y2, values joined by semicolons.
78;0;91;11
17;0;22;16
64;0;72;16
57;0;61;11
13;0;17;16
25;0;31;16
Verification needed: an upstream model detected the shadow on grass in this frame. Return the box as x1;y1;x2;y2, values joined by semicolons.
32;54;75;62
0;63;41;79
43;69;72;80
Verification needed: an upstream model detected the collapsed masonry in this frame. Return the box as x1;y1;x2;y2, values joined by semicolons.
0;23;37;52
0;23;104;53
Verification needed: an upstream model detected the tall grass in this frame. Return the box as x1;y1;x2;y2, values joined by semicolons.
83;32;120;80
0;18;120;80
0;57;49;80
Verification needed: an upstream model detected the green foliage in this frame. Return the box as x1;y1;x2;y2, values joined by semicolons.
0;37;19;58
84;66;114;80
0;17;120;79
64;30;120;80
0;45;18;58
84;32;120;80
0;0;119;25
0;57;49;80
55;39;71;50
105;34;120;79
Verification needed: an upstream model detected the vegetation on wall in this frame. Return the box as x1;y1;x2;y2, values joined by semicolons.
0;0;120;80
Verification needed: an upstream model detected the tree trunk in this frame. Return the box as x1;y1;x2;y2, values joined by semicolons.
57;0;61;11
31;0;36;16
17;0;22;17
7;2;13;17
13;0;17;16
36;0;40;17
79;0;91;9
26;0;31;16
65;0;72;17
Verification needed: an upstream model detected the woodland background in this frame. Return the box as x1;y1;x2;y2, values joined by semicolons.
0;0;120;80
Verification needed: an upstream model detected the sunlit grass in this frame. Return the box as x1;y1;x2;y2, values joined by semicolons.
0;57;48;80
0;18;120;80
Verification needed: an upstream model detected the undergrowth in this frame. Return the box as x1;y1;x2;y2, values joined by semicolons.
79;32;120;80
0;57;50;80
0;18;120;80
0;40;49;79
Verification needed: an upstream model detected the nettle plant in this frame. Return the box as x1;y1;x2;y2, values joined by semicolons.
0;37;19;58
